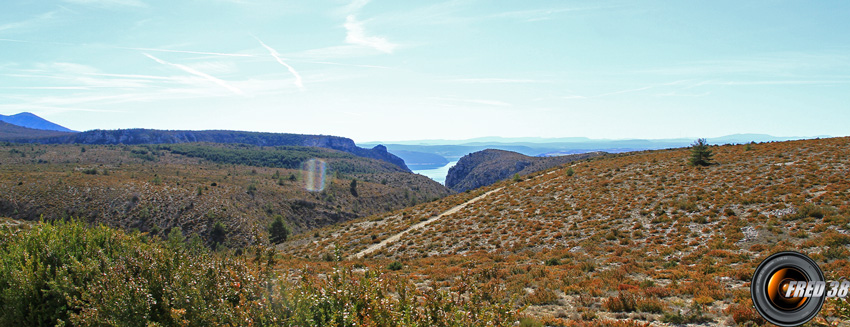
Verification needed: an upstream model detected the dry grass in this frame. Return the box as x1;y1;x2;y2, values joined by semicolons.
280;137;850;325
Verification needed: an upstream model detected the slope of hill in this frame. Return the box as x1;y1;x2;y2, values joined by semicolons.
0;143;450;247
0;112;75;132
14;128;410;172
281;137;850;325
445;149;606;192
0;121;75;140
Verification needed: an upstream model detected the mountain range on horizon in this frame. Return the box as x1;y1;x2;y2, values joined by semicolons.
0;111;833;178
362;133;830;147
0;112;75;132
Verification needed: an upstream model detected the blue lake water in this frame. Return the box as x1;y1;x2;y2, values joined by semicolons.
412;161;457;185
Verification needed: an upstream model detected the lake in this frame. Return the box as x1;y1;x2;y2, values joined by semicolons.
412;161;457;185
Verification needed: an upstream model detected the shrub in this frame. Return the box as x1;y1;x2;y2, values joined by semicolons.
525;288;559;305
688;138;713;166
0;220;270;326
387;261;403;271
661;305;711;324
210;221;227;247
518;317;543;327
603;291;637;312
269;215;291;244
349;179;358;197
0;221;520;326
724;302;765;326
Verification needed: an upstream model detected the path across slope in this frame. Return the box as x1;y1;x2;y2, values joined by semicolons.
348;187;504;259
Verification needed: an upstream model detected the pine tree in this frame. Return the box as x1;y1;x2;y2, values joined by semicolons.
349;179;358;197
210;221;227;247
269;215;290;244
689;138;713;166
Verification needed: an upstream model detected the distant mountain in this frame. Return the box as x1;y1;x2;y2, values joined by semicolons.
0;121;76;140
13;128;410;172
391;150;449;170
0;112;75;132
707;133;826;144
445;149;606;192
362;134;825;163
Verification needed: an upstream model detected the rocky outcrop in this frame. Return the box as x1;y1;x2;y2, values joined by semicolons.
445;149;606;192
19;129;410;172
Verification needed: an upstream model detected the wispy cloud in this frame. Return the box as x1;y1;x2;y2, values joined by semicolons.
143;53;244;95
490;6;604;22
655;91;711;97
639;52;850;77
343;0;371;13
0;86;89;90
293;59;389;70
559;95;587;100
344;15;397;53
0;38;255;58
708;80;850;86
0;11;59;33
594;80;689;98
62;0;147;8
0;103;123;114
288;45;382;60
118;46;254;58
449;78;546;84
432;97;511;107
254;37;304;91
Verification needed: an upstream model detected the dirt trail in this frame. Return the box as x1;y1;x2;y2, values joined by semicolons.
348;187;504;259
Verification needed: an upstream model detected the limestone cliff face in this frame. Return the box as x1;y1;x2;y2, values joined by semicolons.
445;149;605;192
21;129;410;172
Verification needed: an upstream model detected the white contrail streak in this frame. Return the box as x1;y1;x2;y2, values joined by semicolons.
143;53;244;95
254;37;304;91
123;46;255;57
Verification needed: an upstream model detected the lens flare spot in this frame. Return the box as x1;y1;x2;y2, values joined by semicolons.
302;158;326;192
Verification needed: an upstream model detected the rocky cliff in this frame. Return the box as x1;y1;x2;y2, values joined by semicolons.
445;149;606;192
17;129;410;172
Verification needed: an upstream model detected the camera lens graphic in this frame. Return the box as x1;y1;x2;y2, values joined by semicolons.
767;267;808;310
752;252;825;327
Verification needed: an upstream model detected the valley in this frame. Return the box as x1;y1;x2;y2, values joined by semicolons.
1;114;849;326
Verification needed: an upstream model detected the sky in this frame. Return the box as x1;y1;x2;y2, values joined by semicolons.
1;0;849;143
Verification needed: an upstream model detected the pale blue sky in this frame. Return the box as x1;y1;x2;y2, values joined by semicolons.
1;0;848;142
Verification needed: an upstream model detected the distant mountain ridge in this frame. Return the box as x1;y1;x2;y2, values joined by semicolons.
445;149;606;192
7;128;410;172
362;134;826;172
0;112;75;132
391;150;449;170
0;121;76;140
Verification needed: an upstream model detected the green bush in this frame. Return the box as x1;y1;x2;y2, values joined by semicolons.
0;221;519;326
688;138;713;166
0;220;275;326
387;261;404;271
269;215;291;244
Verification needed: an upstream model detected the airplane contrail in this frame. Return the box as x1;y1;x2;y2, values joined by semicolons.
254;37;304;91
143;53;244;95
